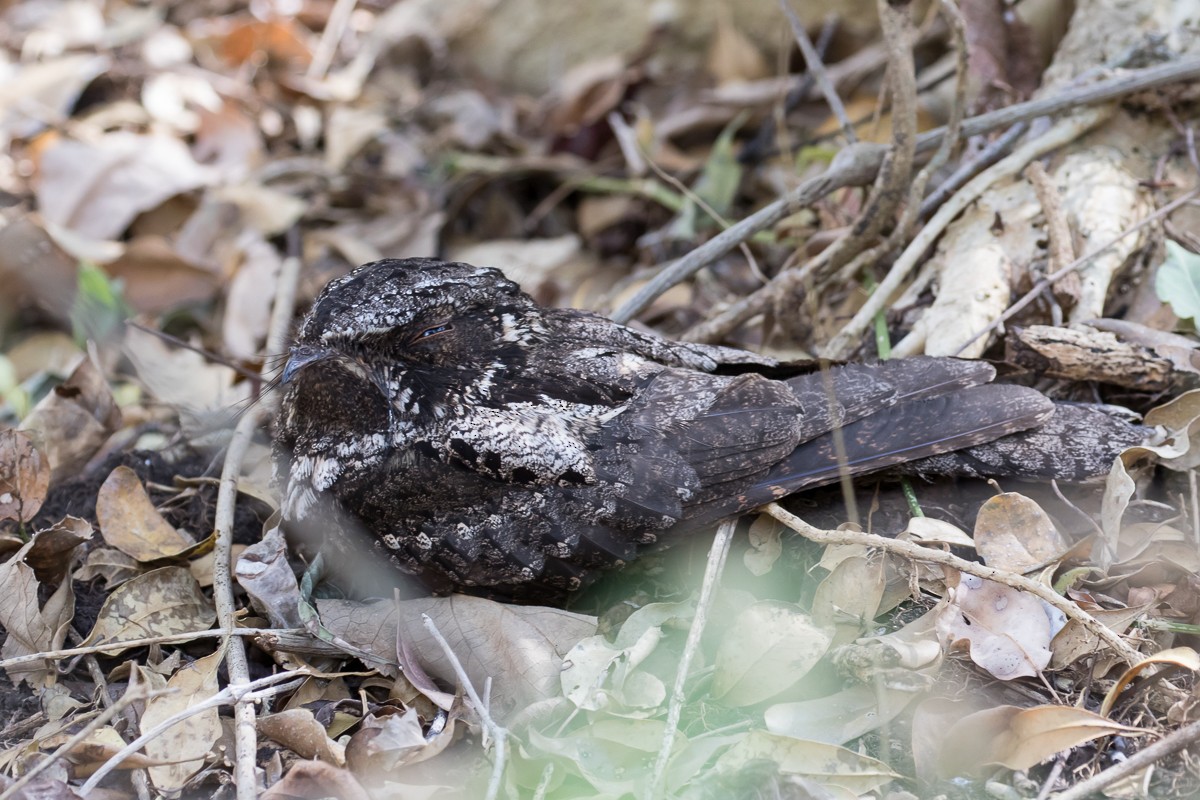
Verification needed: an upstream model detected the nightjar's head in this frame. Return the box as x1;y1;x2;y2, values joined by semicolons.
281;258;545;413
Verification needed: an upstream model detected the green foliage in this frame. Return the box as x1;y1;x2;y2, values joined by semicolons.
71;263;129;345
1155;241;1200;324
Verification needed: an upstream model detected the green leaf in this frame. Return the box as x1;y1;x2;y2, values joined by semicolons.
71;263;129;345
1155;241;1200;323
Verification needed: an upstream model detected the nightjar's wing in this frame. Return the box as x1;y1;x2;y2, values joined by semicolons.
677;359;1056;526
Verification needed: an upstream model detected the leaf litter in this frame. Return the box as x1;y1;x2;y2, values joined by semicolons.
1;0;1200;797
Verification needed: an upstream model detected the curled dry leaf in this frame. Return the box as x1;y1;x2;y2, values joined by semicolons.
235;521;302;628
141;650;223;791
25;516;93;584
345;707;456;776
935;572;1052;680
81;566;215;653
1100;646;1200;717
258;708;346;766
765;683;923;747
96;466;196;562
0;429;50;523
19;355;121;485
711;601;834;706
936;704;1144;776
743;513;784;576
0;537;75;687
973;492;1069;573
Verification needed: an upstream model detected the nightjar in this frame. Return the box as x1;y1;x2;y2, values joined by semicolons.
275;258;1149;603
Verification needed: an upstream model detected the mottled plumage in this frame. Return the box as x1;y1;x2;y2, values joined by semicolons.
275;258;1149;603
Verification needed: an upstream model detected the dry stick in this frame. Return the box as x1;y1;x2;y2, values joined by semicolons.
645;518;738;800
1026;159;1078;326
421;615;507;800
1054;715;1200;800
307;0;358;80
212;249;304;800
951;186;1200;356
0;628;286;671
919;121;1028;218
780;0;857;143
80;672;309;795
762;503;1144;666
618;55;1200;333
0;678;164;800
827;105;1112;360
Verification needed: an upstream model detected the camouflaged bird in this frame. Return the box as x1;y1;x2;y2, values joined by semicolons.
274;258;1149;603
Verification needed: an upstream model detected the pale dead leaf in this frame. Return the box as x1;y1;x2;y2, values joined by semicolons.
19;355;121;485
317;594;595;717
235;523;302;628
935;573;1052;680
194;102;266;181
811;555;884;637
765;683;922;747
744;514;784;576
1049;604;1148;670
73;546;140;587
222;233;283;359
142;650;223;790
0;538;75;686
213;184;306;237
447;236;582;296
96;466;195;562
0;54;110;139
82;566;215;653
36;132;215;240
707;11;769;85
0;429;50;522
105;236;221;314
42;725;161;771
974;492;1069;572
711;601;833;706
937;704;1143;775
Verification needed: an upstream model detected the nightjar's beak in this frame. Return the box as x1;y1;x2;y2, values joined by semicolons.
281;345;333;384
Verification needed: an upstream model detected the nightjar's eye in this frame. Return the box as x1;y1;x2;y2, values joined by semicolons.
413;323;453;343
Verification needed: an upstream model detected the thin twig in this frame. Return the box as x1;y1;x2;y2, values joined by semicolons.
80;672;308;795
1053;715;1200;800
617;55;1200;332
211;245;304;799
827;106;1111;359
780;0;856;142
763;503;1144;666
920;121;1028;218
0;628;288;670
645;518;737;800
421;615;508;800
307;0;358;80
0;677;162;800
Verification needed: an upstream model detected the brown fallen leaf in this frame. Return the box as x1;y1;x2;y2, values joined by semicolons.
974;492;1069;573
0;429;51;523
25;516;93;584
0;537;75;687
19;355;121;486
96;466;196;562
81;566;215;653
261;759;371;800
1100;646;1200;717
344;707;456;776
258;708;346;766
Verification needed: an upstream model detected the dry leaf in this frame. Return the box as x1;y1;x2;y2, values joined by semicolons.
141;650;223;791
0;429;50;523
96;466;196;562
318;594;595;717
935;573;1052;680
0;538;75;686
345;707;455;775
261;760;371;800
25;516;93;584
937;704;1143;775
235;523;302;628
82;566;215;653
19;355;121;486
711;601;833;706
258;708;346;766
36;132;215;240
1100;647;1200;717
974;492;1069;572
